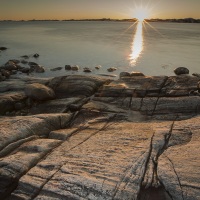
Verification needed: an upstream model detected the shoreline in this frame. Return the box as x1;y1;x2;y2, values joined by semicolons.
1;55;200;199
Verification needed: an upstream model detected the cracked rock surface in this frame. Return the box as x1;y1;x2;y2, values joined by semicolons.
0;74;200;199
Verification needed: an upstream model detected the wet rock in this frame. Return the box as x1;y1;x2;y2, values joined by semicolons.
20;67;30;74
71;65;79;71
130;71;145;76
33;53;39;58
9;59;20;64
25;83;55;101
50;67;62;71
174;67;189;75
65;65;72;70
0;47;7;51
30;65;45;73
83;67;92;73
119;72;131;79
192;73;200;78
28;61;38;67
21;60;28;64
1;69;10;78
95;65;101;69
21;55;29;59
107;67;117;72
3;61;17;71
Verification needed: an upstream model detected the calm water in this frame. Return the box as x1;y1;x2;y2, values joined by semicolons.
0;21;200;77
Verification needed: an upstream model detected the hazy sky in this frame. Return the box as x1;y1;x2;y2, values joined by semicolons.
0;0;200;20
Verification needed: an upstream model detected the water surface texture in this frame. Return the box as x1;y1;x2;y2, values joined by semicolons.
0;21;199;77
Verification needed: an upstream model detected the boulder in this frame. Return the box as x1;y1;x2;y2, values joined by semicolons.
0;47;7;51
50;67;62;71
83;67;92;73
71;65;79;71
48;75;108;98
33;53;39;58
21;55;29;59
192;73;200;78
25;83;55;101
107;67;117;72
130;71;145;76
95;65;101;69
4;61;17;71
65;65;72;70
119;72;130;79
1;69;10;78
174;67;189;75
8;59;20;64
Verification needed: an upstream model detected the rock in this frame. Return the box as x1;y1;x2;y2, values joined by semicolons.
33;53;39;58
21;60;28;64
3;61;17;71
20;67;30;73
83;67;92;73
192;73;200;78
48;75;108;98
9;59;20;64
95;65;101;69
71;65;79;71
25;83;55;101
14;102;26;110
119;72;131;79
130;71;145;76
30;65;45;73
0;47;7;51
50;67;62;71
174;67;189;75
0;74;6;81
1;69;10;78
29;98;80;114
28;61;38;67
0;92;27;115
107;67;117;72
21;55;29;59
65;65;72;70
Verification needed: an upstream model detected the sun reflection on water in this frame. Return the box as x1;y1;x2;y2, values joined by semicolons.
129;21;144;65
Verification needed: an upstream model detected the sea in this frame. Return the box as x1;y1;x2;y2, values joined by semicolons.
0;21;199;78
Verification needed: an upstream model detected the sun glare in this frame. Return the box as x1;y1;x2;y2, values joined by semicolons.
134;6;151;22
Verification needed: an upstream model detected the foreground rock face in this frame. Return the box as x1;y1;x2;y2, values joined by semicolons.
0;74;200;200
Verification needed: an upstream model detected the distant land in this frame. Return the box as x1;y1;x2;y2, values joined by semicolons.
0;18;200;23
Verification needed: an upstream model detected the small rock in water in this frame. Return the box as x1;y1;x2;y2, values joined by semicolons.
71;65;79;71
20;67;30;74
130;71;145;76
34;65;45;73
65;65;72;70
107;67;117;72
50;67;63;71
83;67;92;73
95;65;101;70
28;61;38;66
174;67;189;75
192;73;200;78
33;53;40;58
0;47;7;51
120;72;131;79
21;55;29;59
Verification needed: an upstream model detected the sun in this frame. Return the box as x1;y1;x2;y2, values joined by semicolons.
133;6;151;22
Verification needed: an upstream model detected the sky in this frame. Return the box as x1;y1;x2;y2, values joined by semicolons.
0;0;200;20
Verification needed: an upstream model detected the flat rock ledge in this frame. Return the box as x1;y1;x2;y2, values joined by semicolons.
0;74;200;200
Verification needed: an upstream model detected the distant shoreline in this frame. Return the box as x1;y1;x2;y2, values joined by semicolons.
0;18;200;23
